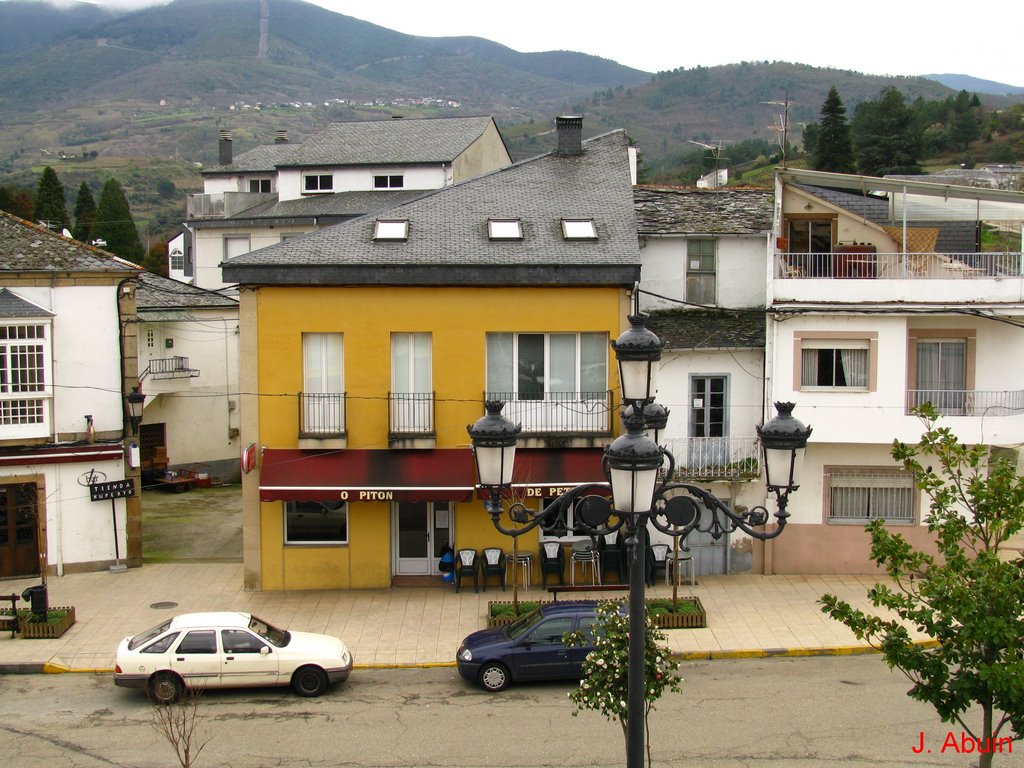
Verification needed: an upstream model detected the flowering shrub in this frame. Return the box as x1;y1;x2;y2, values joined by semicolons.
564;600;682;756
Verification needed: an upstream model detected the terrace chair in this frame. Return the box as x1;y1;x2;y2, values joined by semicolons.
481;547;505;592
454;548;479;593
540;541;565;587
648;543;670;587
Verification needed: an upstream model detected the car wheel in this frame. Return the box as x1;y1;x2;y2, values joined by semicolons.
478;662;510;692
291;665;329;697
147;671;184;705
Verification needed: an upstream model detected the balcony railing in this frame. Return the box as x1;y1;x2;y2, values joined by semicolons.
906;389;1024;416
186;191;276;219
777;251;1024;280
389;392;435;436
299;392;346;437
485;391;613;435
142;356;199;381
662;436;761;482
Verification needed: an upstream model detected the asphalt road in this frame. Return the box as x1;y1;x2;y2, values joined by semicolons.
0;656;1007;767
141;485;242;562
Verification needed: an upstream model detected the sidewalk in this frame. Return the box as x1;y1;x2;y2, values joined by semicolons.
0;564;930;673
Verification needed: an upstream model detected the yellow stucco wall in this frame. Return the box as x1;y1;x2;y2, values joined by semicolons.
253;284;628;590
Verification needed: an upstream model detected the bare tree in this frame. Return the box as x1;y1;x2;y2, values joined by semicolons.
149;687;211;768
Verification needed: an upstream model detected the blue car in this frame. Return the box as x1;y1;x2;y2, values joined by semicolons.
456;600;602;692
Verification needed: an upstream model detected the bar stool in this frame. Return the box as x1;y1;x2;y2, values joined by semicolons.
505;551;534;589
569;540;600;586
667;548;695;587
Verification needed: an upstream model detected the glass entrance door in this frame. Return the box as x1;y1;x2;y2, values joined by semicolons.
394;501;451;575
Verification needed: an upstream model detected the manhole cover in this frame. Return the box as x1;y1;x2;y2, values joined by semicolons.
150;601;179;610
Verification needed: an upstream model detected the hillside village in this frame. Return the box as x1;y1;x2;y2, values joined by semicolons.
2;111;1023;589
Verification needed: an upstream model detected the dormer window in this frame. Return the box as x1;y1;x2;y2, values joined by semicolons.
374;220;409;241
373;174;404;189
304;174;333;193
248;178;272;193
562;219;597;240
487;219;523;241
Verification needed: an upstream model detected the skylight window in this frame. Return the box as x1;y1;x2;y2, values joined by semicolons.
488;219;523;240
374;220;409;241
562;219;597;240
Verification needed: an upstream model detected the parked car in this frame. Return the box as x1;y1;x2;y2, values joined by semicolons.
114;611;352;704
456;600;602;692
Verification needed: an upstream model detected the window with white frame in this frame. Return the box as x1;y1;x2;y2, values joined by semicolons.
391;333;432;433
685;238;716;304
486;332;607;401
247;178;272;193
285;500;348;544
223;235;251;261
374;220;409;241
488;219;523;240
373;174;404;189
913;337;968;415
303;174;333;193
561;219;597;240
168;247;185;272
799;338;871;390
0;323;51;435
301;333;344;435
826;468;915;524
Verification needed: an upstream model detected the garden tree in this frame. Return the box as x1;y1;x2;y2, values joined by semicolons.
71;181;97;243
821;405;1024;768
0;186;34;220
801;121;820;159
142;241;169;277
33;165;69;231
811;87;855;173
93;177;144;261
565;600;682;765
852;87;923;176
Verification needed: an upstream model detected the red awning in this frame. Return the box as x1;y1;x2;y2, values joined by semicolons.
258;447;607;503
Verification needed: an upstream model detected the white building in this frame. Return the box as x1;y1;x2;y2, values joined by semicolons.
763;169;1024;574
0;211;142;576
634;186;774;574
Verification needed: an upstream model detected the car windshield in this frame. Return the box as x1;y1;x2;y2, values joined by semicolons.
248;615;290;647
127;619;173;651
505;609;545;640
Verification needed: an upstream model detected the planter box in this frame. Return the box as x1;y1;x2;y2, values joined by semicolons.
18;606;76;639
648;596;706;629
487;600;550;627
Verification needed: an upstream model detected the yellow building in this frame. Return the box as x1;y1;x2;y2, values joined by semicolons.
224;118;640;591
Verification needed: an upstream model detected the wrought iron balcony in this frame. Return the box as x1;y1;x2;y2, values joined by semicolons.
389;392;435;436
484;391;613;435
662;436;762;482
299;392;346;437
141;356;199;381
906;389;1024;417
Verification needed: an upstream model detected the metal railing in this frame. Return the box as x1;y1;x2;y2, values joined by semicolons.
662;436;761;482
485;391;613;434
299;392;346;437
143;356;199;380
776;251;1024;280
389;392;435;436
906;389;1024;417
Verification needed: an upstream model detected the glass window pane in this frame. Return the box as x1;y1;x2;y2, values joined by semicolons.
413;333;431;393
285;501;347;544
549;334;576;394
486;333;514;394
580;333;607;393
518;334;544;400
392;334;410;392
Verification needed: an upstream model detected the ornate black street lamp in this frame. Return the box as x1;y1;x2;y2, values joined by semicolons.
468;313;810;768
126;386;145;436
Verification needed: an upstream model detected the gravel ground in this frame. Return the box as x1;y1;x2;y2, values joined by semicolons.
141;484;242;562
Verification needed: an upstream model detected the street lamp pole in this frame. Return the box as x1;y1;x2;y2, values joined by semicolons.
468;313;811;768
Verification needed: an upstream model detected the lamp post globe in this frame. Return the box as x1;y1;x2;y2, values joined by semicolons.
604;407;664;515
126;386;145;436
467;400;521;489
611;314;663;406
757;401;813;495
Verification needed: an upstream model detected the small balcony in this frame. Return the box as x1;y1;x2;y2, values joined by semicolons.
662;436;761;483
299;392;346;438
485;391;613;441
186;191;276;219
906;389;1024;417
389;392;435;441
141;356;199;381
777;250;1024;280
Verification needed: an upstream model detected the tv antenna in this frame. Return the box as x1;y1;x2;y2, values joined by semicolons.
760;93;794;168
688;140;728;187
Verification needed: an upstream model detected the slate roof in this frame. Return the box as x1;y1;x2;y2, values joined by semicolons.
633;186;773;235
0;211;139;273
222;130;640;287
645;308;766;350
208;116;500;174
220;189;430;224
279;116;498;167
0;287;54;318
136;272;238;312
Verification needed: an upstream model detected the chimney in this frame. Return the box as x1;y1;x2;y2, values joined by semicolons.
218;130;233;165
555;115;583;157
274;130;288;144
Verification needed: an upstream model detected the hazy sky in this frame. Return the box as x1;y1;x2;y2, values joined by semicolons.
47;0;1024;86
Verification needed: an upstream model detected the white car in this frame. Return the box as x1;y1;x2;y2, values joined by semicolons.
114;611;353;704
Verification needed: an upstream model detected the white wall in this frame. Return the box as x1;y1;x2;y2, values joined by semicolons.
194;225;310;291
277;165;448;201
46;457;128;572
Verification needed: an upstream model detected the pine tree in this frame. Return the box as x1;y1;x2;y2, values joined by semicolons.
852;87;923;176
33;166;69;231
72;181;97;244
93;177;144;261
812;87;855;173
949;89;982;151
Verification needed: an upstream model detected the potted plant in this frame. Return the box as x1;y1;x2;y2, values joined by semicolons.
17;606;76;639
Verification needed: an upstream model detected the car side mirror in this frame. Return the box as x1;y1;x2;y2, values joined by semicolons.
260;645;271;655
